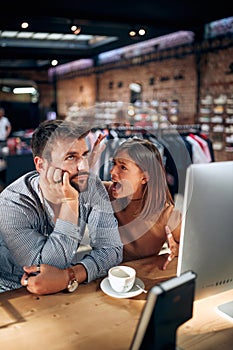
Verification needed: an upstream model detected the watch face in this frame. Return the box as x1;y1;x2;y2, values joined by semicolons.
67;279;79;293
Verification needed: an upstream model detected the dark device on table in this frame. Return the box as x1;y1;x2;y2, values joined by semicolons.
129;270;196;350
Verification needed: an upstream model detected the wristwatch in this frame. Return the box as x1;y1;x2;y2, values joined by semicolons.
67;267;79;293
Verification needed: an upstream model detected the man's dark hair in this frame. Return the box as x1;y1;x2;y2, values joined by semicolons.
31;119;90;160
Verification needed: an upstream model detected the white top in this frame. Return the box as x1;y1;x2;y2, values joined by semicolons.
0;116;11;141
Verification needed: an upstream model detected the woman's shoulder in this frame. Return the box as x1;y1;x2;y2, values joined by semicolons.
164;203;182;232
159;202;181;224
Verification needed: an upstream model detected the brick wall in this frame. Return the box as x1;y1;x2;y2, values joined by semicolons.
200;47;233;93
97;55;197;124
56;74;96;117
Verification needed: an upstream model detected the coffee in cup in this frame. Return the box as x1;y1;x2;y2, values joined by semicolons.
108;265;136;293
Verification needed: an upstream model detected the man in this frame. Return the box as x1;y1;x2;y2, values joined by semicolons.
0;119;123;293
0;107;11;143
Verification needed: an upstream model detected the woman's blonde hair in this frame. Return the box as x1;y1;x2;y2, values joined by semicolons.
114;138;174;220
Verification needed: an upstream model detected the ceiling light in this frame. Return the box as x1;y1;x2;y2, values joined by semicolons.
48;33;63;40
1;86;11;93
13;87;37;94
138;28;146;36
21;22;29;29
1;31;18;38
71;25;77;31
74;27;81;35
129;30;137;37
71;24;81;35
33;32;48;39
17;32;33;39
51;60;58;66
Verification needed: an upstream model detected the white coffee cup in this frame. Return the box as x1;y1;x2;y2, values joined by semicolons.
108;265;136;293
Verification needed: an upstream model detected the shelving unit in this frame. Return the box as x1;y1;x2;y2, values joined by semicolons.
198;93;233;153
66;100;180;129
145;98;180;127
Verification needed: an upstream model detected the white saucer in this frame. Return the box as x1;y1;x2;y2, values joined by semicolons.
100;277;145;299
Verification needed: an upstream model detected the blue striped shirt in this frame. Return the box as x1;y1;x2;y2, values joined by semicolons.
0;171;123;292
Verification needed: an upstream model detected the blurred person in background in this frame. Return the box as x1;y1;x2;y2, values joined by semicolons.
0;107;12;145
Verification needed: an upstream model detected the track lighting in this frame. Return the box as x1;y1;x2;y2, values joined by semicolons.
13;87;37;94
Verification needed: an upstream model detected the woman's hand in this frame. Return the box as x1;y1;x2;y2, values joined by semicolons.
162;225;179;270
88;133;106;170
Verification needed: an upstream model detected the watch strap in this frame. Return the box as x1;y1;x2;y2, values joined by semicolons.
67;267;76;282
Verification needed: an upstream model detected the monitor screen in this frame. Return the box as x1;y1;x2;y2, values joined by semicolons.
177;161;233;319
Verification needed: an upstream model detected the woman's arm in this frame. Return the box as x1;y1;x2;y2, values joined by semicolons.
88;133;106;170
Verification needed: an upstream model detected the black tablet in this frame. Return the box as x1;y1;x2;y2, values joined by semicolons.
130;270;197;350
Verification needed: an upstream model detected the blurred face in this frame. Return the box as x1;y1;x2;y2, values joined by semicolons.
110;150;147;199
50;137;90;191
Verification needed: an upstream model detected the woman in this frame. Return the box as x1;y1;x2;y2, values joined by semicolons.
101;137;181;266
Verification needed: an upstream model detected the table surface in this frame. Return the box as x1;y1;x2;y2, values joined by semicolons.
0;254;232;350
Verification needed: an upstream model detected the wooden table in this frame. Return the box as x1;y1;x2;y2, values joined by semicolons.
0;254;232;350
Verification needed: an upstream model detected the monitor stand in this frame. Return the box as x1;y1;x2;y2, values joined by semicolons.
217;301;233;320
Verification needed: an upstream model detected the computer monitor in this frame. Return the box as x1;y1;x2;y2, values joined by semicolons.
177;161;233;319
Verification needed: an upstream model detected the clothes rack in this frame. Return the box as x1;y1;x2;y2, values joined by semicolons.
90;124;213;197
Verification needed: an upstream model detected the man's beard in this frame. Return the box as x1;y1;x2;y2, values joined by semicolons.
70;171;89;192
